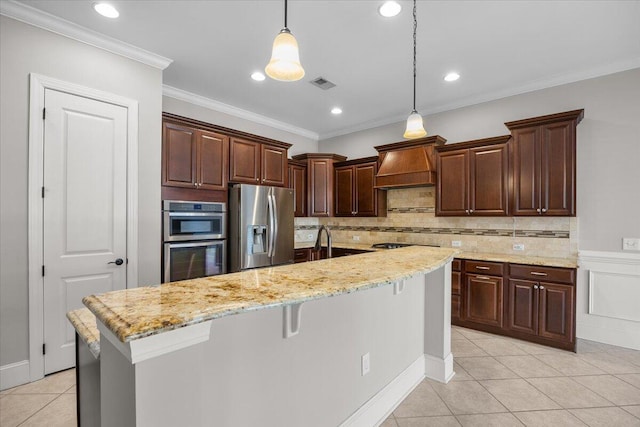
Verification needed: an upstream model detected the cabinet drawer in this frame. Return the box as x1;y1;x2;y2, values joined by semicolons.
465;260;504;276
294;248;310;263
452;259;462;271
509;264;575;284
452;271;462;294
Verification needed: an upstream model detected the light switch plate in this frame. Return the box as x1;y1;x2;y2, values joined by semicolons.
623;238;640;251
451;241;462;247
353;235;360;241
307;233;314;240
361;353;370;376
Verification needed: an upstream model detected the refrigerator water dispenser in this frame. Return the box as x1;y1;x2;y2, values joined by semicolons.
248;225;267;254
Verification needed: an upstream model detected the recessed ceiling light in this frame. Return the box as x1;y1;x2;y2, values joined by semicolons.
251;71;266;81
93;2;119;19
331;107;343;115
444;72;460;82
378;1;402;18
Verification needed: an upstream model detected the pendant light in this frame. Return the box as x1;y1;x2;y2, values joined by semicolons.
403;0;427;139
265;0;305;81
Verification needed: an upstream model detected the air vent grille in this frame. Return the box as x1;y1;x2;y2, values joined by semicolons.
310;77;336;90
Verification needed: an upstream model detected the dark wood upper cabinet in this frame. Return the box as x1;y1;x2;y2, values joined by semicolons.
506;109;583;216
261;144;287;187
288;160;307;217
291;153;347;217
334;157;386;217
229;137;261;184
162;120;228;191
436;136;510;216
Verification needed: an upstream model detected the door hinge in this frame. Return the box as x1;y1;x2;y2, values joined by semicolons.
42;108;46;120
42;343;46;355
41;186;45;198
42;265;45;276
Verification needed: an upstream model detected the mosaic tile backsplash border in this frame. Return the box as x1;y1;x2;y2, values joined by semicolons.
294;224;569;239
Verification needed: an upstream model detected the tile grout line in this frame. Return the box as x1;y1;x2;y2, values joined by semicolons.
16;390;67;427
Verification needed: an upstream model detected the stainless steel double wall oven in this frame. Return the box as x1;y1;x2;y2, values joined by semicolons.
162;200;226;283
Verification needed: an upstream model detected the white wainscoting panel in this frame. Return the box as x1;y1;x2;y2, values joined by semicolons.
0;360;30;390
578;250;640;350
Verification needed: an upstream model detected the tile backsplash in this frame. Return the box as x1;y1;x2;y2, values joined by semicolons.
295;187;577;258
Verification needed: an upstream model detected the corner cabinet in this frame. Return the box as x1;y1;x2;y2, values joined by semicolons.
436;136;510;216
334;157;386;217
162;119;228;191
291;153;347;217
288;159;307;217
505;109;584;216
229;138;288;187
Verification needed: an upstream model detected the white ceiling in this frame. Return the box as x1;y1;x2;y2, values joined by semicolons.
12;0;640;139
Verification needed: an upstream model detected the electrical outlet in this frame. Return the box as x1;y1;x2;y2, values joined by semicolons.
623;238;640;251
513;243;525;251
361;353;370;376
451;241;462;247
307;233;314;240
353;235;361;241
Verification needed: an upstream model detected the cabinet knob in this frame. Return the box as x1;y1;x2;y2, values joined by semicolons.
465;209;470;214
534;285;539;289
539;285;545;290
536;208;541;214
469;209;474;213
541;208;547;213
194;182;198;187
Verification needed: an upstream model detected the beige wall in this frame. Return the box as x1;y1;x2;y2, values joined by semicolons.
162;96;318;155
321;69;640;253
0;17;163;367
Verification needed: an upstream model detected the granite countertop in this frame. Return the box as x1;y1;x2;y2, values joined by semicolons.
67;308;100;358
454;252;578;268
294;242;381;251
83;246;456;343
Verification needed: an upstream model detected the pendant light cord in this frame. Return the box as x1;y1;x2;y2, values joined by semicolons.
412;0;417;112
284;0;288;29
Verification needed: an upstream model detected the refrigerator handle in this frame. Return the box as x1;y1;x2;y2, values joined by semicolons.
272;191;279;258
267;192;276;258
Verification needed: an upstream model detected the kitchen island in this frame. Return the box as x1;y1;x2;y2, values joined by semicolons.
73;246;456;427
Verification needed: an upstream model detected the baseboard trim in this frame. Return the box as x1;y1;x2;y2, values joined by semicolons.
340;355;425;427
424;352;455;384
0;360;30;391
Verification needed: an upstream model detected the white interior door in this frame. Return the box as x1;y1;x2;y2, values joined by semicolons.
43;89;128;374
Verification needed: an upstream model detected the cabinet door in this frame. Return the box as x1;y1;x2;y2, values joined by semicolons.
470;143;509;215
511;127;541;215
335;166;354;216
507;279;538;336
463;274;503;327
229;138;260;184
293;248;311;263
162;122;196;188
261;144;287;187
436;149;469;216
308;159;333;217
288;163;307;217
197;131;228;190
354;162;377;216
541;121;575;216
538;282;574;344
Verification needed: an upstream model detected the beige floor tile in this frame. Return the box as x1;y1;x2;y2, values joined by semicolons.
395;416;461;427
572;375;640;406
65;384;76;394
0;388;14;395
622;405;640;419
577;352;640;374
451;362;474;382
473;339;528;356
456;413;524;426
0;393;58;427
451;329;467;340
429;381;507;415
534;353;605;376
494;355;562;378
609;350;640;367
10;369;76;394
576;339;624;354
513;409;586;426
457;329;497;341
569;407;640;427
480;379;560;411
394;381;452;418
513;341;565;355
618;374;640;389
526;377;613;408
456;357;519;380
381;416;399;427
452;340;488;358
20;394;77;427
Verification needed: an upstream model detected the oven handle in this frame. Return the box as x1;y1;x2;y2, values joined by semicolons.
167;212;223;217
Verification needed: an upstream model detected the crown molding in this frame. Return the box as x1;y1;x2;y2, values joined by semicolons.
163;85;319;141
0;0;172;70
319;59;640;140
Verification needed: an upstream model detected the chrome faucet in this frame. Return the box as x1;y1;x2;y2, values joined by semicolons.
314;225;332;258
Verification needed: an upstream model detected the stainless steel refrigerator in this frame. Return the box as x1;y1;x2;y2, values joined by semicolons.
229;184;294;272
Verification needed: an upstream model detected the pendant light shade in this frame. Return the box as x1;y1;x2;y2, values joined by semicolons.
265;0;305;82
403;111;427;139
404;0;427;139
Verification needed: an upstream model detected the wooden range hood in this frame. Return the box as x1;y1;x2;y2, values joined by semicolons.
374;136;446;189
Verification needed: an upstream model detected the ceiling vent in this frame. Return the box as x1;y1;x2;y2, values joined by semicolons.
310;77;336;90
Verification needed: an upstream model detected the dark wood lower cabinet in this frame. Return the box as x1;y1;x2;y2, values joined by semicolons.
455;258;576;351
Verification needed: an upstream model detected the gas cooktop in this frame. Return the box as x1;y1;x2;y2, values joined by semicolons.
371;243;440;249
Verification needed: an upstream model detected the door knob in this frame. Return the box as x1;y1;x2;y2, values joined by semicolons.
108;258;124;266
